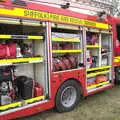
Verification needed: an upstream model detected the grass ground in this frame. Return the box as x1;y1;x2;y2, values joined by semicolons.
16;86;120;120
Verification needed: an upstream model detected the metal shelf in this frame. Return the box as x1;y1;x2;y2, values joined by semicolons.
87;81;110;90
87;66;111;72
0;35;43;40
86;45;101;48
52;49;82;53
0;96;45;111
87;70;111;77
52;37;80;42
0;57;44;66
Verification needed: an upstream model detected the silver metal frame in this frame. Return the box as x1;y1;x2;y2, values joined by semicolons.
83;27;87;89
46;22;52;98
99;33;102;67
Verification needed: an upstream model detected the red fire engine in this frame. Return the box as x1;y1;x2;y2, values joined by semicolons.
0;0;120;120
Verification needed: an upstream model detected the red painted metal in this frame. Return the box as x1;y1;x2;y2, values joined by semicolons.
0;0;109;25
51;68;86;99
0;101;54;120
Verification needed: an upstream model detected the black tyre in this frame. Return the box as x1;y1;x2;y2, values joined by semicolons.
55;80;82;112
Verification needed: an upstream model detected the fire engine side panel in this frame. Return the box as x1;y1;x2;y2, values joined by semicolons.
0;0;110;29
51;68;86;100
0;101;54;120
0;1;114;120
3;0;96;21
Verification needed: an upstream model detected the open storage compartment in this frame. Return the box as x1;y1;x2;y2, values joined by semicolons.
0;18;49;111
85;28;113;92
101;31;112;66
51;23;84;72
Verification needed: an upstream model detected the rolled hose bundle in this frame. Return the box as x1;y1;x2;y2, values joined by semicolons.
62;56;72;70
53;55;78;72
53;57;66;71
67;55;78;68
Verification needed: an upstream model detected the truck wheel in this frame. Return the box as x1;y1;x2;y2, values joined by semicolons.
55;80;82;112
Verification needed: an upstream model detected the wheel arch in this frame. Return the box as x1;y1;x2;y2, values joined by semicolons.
55;78;83;100
63;78;83;91
55;78;83;112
